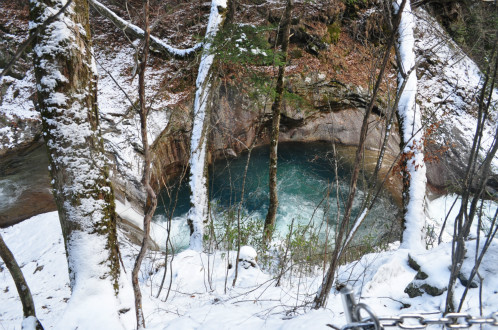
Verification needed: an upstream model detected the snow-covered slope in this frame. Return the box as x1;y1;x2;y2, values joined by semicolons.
415;9;498;173
1;196;497;329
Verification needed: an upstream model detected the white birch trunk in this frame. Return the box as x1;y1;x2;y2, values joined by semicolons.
394;0;427;251
187;0;227;251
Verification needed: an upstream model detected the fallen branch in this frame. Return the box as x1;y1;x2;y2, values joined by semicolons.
90;0;202;59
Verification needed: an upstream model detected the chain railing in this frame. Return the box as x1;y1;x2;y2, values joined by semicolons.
336;286;498;329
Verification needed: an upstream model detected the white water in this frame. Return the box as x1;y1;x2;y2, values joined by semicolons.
154;143;399;251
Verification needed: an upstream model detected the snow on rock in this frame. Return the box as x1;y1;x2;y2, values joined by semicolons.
115;199;190;250
238;245;257;268
427;194;498;243
415;8;498;173
0;72;40;154
363;253;414;298
94;44;176;195
405;238;498;314
232;264;266;289
1;22;178;196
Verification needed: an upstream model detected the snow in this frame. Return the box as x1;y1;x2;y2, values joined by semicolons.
394;0;427;251
0;212;70;327
94;45;174;188
115;199;190;250
238;245;257;262
21;316;39;330
2;197;497;329
427;194;498;243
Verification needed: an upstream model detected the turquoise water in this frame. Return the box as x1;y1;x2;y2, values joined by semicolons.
153;142;398;249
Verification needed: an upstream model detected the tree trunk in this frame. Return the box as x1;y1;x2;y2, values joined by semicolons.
394;0;427;251
0;234;43;329
89;0;201;59
263;0;293;244
30;0;122;325
187;0;229;251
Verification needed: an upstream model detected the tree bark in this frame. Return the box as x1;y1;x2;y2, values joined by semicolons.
263;0;294;244
30;0;122;324
0;234;43;329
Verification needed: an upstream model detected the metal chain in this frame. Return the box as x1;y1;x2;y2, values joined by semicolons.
339;311;498;329
376;312;498;329
338;286;498;329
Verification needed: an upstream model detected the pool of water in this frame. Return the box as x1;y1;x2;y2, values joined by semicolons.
153;142;399;250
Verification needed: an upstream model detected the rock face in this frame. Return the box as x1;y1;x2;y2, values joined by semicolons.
211;75;399;155
154;73;401;189
0;4;42;157
414;9;498;197
0;142;56;228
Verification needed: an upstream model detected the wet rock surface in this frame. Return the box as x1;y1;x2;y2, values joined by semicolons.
0;142;55;228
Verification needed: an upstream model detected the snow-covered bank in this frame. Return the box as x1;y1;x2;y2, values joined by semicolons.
2;194;497;329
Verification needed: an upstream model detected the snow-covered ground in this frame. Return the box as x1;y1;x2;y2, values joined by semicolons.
1;195;497;329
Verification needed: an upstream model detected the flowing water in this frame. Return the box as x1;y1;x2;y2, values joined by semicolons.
153;142;400;250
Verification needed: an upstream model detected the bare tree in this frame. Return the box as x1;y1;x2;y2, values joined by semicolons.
445;34;498;313
131;0;158;328
0;234;43;329
263;0;294;244
89;0;202;59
